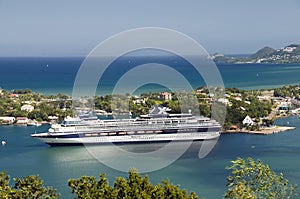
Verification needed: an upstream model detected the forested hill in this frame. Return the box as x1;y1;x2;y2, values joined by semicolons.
212;44;300;64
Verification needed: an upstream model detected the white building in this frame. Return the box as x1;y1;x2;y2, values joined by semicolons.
234;96;242;101
21;104;34;112
160;92;172;101
242;115;254;126
16;117;29;125
134;98;146;105
48;115;59;120
217;98;229;105
283;47;296;53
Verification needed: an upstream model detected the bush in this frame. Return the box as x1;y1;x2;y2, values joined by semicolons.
0;171;59;199
68;168;200;199
225;157;297;199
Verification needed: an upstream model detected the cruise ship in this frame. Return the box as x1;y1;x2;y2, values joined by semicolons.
31;107;221;146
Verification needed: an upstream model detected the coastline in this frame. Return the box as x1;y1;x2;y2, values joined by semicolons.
221;125;295;135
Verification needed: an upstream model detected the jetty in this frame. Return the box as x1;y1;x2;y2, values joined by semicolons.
221;126;295;135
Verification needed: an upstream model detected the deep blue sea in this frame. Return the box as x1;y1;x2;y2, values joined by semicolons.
1;57;300;198
0;57;300;95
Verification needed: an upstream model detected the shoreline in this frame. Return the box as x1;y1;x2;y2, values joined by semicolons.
221;125;296;135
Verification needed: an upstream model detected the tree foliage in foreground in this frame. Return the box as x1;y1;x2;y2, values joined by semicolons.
0;171;59;199
225;157;297;199
1;158;298;198
68;168;200;199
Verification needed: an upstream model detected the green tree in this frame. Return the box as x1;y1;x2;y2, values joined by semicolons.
68;169;200;199
262;118;274;127
225;157;297;199
0;171;59;199
0;172;11;198
28;110;48;121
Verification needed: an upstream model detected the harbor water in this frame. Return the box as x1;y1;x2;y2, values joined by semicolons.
1;116;300;198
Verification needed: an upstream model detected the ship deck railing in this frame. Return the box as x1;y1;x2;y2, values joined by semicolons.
51;122;220;133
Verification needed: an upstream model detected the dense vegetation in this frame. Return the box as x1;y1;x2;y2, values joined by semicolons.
273;85;300;99
69;169;199;199
0;172;59;198
0;158;297;198
225;157;297;199
94;87;274;130
223;89;273;130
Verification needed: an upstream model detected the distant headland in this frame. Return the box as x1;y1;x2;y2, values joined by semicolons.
212;44;300;64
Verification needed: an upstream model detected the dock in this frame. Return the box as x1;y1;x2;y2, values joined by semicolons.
221;126;296;135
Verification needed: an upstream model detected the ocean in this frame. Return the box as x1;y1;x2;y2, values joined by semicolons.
0;57;300;95
1;56;300;198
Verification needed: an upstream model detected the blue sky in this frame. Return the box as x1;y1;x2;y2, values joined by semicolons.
0;0;300;56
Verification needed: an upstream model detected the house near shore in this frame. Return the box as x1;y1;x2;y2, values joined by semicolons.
0;117;15;124
16;117;29;125
242;115;254;126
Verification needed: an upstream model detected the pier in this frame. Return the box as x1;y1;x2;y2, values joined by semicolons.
221;126;295;135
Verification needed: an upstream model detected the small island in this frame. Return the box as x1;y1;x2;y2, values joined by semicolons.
0;85;299;135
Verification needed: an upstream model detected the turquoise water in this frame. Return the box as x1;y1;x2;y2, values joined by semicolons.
1;116;300;198
218;63;300;90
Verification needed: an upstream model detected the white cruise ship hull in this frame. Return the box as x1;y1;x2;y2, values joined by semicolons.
32;132;220;146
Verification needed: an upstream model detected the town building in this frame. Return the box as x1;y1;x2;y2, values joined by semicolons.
217;98;229;105
160;92;172;101
0;117;15;124
48;115;59;122
16;117;29;125
21;104;34;112
133;98;146;105
9;94;19;98
242;115;254;126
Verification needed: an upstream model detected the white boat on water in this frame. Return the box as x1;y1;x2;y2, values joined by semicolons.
31;107;221;146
